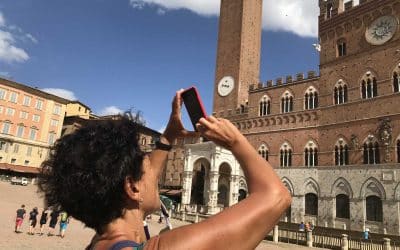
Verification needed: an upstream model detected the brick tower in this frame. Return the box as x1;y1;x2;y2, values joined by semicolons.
213;0;263;116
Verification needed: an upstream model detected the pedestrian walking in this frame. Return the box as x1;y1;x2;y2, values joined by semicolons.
28;207;39;235
47;209;59;236
14;204;26;233
39;208;49;235
59;211;70;238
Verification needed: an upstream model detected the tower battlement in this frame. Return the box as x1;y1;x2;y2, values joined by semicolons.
319;0;379;23
249;71;319;91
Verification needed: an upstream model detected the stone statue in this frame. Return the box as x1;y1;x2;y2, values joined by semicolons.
377;118;392;163
378;118;392;146
350;134;359;149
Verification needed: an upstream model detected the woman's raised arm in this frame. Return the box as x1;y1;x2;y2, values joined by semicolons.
147;116;292;250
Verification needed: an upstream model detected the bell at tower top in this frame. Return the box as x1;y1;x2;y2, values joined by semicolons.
213;0;263;117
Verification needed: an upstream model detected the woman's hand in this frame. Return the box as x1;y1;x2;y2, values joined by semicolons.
196;116;245;151
162;90;197;143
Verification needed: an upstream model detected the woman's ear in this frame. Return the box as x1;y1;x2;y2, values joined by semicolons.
124;176;143;203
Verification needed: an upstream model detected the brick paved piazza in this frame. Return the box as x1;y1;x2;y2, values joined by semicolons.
0;181;323;249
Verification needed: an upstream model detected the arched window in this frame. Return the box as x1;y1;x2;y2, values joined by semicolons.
304;87;319;110
337;39;347;57
281;91;294;113
335;139;349;166
361;72;378;99
394;68;399;93
326;2;333;19
305;193;318;216
336;194;350;219
397;138;400;163
258;144;269;161
304;141;318;167
366;195;383;222
280;143;292;168
259;96;271;116
334;79;348;105
363;136;380;164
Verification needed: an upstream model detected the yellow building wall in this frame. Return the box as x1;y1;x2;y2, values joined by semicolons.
0;81;67;168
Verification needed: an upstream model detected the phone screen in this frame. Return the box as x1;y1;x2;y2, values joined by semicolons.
182;87;206;130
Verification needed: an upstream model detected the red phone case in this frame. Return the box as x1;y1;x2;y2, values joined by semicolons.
182;86;207;129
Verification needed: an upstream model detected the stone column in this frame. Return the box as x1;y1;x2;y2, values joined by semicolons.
181;149;193;209
341;234;348;250
207;171;220;215
383;238;391;250
306;230;313;247
273;225;279;243
229;175;239;206
181;171;193;208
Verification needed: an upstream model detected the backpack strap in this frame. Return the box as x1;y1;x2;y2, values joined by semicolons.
109;240;144;250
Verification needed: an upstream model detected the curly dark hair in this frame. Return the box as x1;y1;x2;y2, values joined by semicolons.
38;117;145;232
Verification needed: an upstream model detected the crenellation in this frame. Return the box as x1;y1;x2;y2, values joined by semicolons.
276;77;283;85
266;80;273;87
257;82;263;89
296;73;304;81
286;75;293;84
344;1;354;11
308;71;317;79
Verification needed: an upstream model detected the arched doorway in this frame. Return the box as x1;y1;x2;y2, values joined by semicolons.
218;163;232;207
191;158;210;205
238;189;247;201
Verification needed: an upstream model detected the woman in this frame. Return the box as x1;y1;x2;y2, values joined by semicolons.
38;90;291;249
28;207;38;235
39;208;49;235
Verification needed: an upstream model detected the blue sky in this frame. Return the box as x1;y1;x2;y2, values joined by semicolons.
0;0;349;131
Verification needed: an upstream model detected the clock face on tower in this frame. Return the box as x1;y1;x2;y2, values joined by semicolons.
365;15;398;45
217;76;235;97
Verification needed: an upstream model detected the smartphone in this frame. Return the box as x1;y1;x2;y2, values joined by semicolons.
181;86;207;131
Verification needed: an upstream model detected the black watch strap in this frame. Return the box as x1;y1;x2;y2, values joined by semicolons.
155;140;172;151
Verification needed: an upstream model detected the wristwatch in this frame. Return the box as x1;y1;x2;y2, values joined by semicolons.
154;137;172;151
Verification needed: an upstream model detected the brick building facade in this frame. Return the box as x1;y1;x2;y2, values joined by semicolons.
178;0;400;235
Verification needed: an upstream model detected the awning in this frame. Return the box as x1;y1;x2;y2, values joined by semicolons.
160;189;182;196
0;163;41;174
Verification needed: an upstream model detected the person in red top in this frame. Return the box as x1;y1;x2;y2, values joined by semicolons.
14;204;26;233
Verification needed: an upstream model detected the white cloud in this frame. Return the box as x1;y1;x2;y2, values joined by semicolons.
129;0;321;37
26;33;38;44
41;88;78;101
0;11;37;64
98;106;124;116
0;30;29;63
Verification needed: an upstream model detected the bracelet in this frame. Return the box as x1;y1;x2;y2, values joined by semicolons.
155;140;172;151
